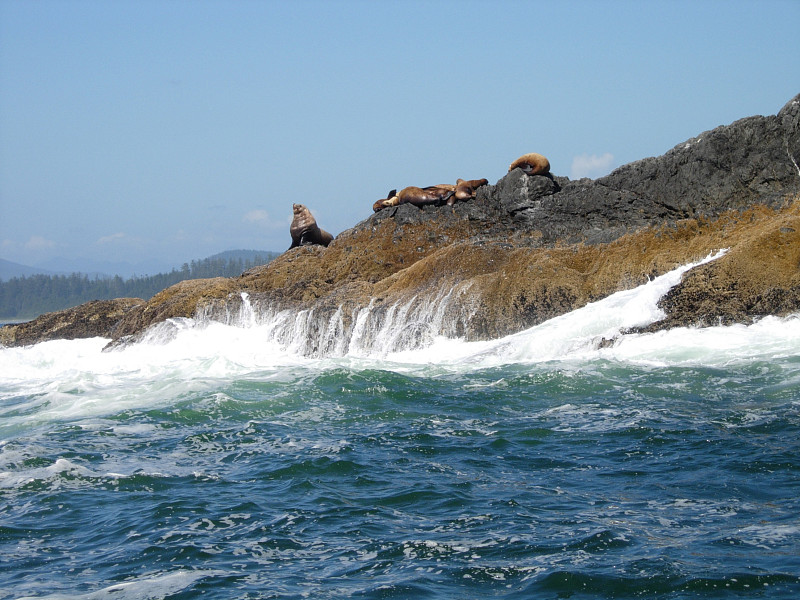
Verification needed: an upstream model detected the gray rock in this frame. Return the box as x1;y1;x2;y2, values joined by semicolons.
376;93;800;247
779;93;800;178
598;96;800;216
496;170;559;214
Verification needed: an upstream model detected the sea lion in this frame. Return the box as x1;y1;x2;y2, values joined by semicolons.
508;153;550;176
373;189;398;212
289;203;333;248
412;184;456;206
373;185;456;212
453;178;489;204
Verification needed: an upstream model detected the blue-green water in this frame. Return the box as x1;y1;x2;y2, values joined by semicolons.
2;270;800;598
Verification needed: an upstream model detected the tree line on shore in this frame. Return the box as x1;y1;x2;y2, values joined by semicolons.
0;252;279;320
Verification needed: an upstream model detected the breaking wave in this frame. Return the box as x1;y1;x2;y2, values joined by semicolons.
114;250;740;361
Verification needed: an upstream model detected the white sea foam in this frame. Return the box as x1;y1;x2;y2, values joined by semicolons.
2;250;799;427
604;314;800;367
0;322;310;433
15;569;222;600
0;456;95;489
736;523;800;549
383;250;737;368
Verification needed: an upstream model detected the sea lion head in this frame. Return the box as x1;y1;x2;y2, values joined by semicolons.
373;190;399;212
290;203;316;235
289;203;333;248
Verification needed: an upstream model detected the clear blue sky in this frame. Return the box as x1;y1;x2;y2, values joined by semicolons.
1;0;798;275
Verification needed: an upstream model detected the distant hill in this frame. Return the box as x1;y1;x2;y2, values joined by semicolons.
34;250;280;280
34;256;165;280
0;258;60;281
1;250;279;281
0;249;281;320
206;249;279;262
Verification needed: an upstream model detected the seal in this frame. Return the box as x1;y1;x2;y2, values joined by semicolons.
373;185;456;212
289;203;334;248
454;178;489;203
508;153;550;176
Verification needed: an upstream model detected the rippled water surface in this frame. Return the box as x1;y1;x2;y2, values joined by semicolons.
2;268;800;598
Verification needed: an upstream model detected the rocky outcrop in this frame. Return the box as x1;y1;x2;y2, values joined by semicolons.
109;277;236;337
0;298;144;347
494;94;800;242
632;205;800;333
3;94;799;352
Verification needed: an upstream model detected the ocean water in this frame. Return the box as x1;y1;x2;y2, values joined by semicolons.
2;259;800;599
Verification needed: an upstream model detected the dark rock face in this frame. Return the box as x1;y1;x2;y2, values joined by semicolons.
495;170;560;215
477;94;800;245
781;94;800;178
598;95;800;217
368;94;799;251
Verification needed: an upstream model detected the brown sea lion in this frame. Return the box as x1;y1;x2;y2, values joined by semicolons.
509;153;550;176
453;178;489;204
413;184;456;206
373;185;456;212
373;189;398;212
289;203;333;248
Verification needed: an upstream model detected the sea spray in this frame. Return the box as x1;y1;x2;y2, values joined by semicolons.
44;247;798;386
414;249;731;368
190;282;480;357
346;285;477;357
172;250;729;360
239;291;257;327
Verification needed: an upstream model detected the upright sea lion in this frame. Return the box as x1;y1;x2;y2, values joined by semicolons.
453;178;489;204
509;153;550;176
373;185;456;212
289;203;333;248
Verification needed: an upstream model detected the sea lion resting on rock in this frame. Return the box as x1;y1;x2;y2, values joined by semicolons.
289;203;333;248
509;153;550;176
454;178;489;202
373;184;455;212
373;178;489;212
